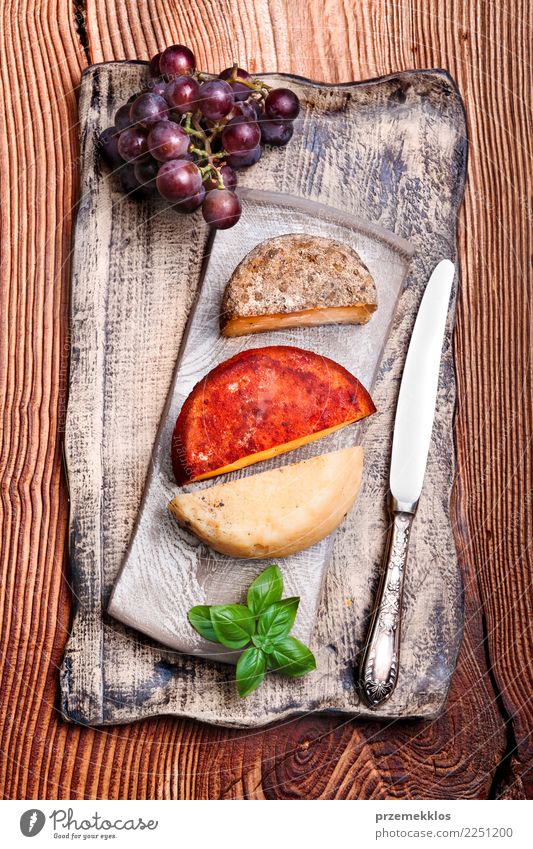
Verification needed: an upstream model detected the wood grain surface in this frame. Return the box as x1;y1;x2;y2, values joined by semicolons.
0;0;530;799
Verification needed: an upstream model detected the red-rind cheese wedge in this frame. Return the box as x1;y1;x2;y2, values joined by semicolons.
171;345;375;485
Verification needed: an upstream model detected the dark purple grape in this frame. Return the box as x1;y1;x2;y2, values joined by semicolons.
228;98;261;122
149;52;162;77
202;189;241;229
221;116;260;153
245;98;263;118
203;164;237;191
219;163;237;190
98;126;122;168
147;76;168;99
219;67;251;101
219;66;249;80
130;93;168;128
133;157;159;190
115;103;133;132
159;44;195;79
174;185;205;213
226;144;262;169
156;159;203;202
198;80;234;121
147;120;189;161
117;164;148;199
165;75;200;114
160;141;194;160
264;88;300;121
117;127;149;162
260;119;294;146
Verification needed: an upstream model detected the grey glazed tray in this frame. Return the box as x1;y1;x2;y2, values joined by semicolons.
108;190;413;663
60;62;467;727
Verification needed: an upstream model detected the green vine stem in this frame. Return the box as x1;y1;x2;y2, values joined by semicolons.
182;117;227;188
182;113;204;140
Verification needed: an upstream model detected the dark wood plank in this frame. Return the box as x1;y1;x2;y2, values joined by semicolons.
0;0;529;799
0;0;85;799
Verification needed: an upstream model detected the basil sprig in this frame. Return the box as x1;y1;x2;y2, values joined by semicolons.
187;564;316;697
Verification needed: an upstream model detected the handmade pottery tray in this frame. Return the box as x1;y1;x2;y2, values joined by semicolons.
60;62;467;727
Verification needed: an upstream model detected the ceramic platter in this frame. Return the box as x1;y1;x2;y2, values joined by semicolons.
60;63;467;727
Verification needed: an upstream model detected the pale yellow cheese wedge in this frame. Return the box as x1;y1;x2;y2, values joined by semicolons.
168;446;364;559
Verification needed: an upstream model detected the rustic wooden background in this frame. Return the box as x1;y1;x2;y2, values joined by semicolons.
0;0;531;799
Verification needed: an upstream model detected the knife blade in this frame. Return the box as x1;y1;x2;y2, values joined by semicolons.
360;259;455;707
390;258;455;507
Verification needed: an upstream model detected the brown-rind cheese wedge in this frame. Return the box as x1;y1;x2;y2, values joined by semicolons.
171;345;375;485
220;234;377;337
169;446;364;558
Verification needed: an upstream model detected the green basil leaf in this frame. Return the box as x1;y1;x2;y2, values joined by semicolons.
236;647;267;697
187;605;218;643
247;564;283;616
258;597;300;642
252;634;275;653
210;604;255;649
252;633;266;650
267;636;316;677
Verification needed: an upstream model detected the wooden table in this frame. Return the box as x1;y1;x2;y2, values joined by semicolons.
0;1;531;800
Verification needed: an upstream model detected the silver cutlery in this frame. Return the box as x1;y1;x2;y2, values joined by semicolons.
360;259;455;706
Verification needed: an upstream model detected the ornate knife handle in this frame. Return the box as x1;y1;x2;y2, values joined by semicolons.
360;500;416;707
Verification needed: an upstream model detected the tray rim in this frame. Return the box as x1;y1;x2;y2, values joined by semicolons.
80;60;464;100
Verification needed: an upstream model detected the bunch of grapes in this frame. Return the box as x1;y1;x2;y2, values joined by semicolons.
98;44;300;230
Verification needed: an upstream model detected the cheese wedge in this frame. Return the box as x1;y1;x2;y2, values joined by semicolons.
220;234;377;337
168;446;364;559
171;345;375;485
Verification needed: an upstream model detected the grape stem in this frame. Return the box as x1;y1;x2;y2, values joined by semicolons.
189;145;225;162
192;114;207;140
207;123;224;143
228;62;272;94
182;113;227;189
189;144;209;162
182;113;204;140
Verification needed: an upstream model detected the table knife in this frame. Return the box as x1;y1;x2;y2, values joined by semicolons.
359;259;455;707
